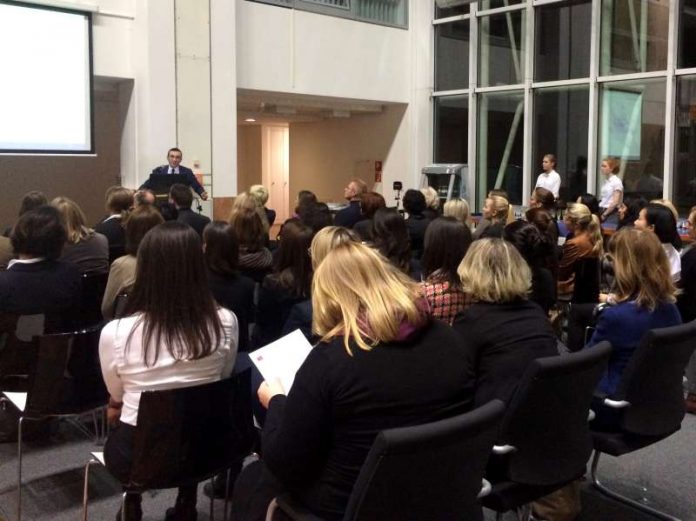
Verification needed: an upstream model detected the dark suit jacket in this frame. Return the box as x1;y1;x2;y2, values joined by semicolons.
208;270;255;352
334;200;362;229
405;214;431;259
176;208;211;237
94;216;126;263
141;165;205;196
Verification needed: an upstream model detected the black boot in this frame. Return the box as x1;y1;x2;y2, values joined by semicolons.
164;485;198;521
115;492;142;521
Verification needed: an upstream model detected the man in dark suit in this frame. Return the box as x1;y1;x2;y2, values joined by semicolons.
334;178;367;229
169;183;211;237
141;148;208;200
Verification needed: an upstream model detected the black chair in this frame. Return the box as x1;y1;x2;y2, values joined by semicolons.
481;343;612;520
112;292;129;320
78;271;109;327
571;256;600;304
83;370;256;521
590;321;696;521
0;312;45;390
266;400;506;521
0;324;108;521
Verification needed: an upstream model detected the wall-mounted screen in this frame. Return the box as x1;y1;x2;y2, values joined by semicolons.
0;0;93;154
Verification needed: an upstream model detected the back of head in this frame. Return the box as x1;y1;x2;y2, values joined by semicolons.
229;193;265;251
422;217;472;285
11;205;66;260
650;199;679;223
576;193;600;216
360;191;386;219
249;184;269;206
169;183;193;209
124;204;165;256
312;241;425;354
488;189;509;199
299;202;333;233
402;189;426;215
203;220;239;275
295;190;318;214
371;207;411;272
609;228;675;310
134;189;156;207
644;203;679;246
274;218;314;297
457;238;531;303
488;195;511;224
566;202;603;255
618;196;647;229
105;186;134;215
532;187;555;210
310;226;359;269
443;199;470;224
51;196;91;244
503;220;550;268
421;186;440;210
18;191;48;217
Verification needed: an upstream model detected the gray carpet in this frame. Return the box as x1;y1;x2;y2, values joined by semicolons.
0;414;693;521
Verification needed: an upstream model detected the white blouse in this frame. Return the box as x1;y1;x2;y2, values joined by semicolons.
599;174;623;208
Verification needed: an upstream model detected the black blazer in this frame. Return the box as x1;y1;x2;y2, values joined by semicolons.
94;216;125;263
142;165;205;196
208;270;255;352
334;201;362;229
176;208;211;237
405;214;431;259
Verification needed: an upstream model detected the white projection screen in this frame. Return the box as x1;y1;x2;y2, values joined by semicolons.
0;1;93;153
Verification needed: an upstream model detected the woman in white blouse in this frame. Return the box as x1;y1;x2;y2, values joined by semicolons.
99;221;238;521
599;157;624;224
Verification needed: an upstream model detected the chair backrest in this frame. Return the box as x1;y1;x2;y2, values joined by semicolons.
128;370;255;489
78;271;109;327
496;342;612;486
24;325;108;416
613;320;696;436
572;256;600;304
343;400;505;521
0;313;44;389
112;292;130;320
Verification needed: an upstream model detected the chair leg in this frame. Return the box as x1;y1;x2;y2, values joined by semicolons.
590;450;681;521
223;467;232;521
265;498;279;521
209;478;215;521
121;491;128;521
82;459;100;521
17;416;23;521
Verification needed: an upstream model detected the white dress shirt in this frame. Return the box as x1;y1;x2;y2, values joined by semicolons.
535;170;561;198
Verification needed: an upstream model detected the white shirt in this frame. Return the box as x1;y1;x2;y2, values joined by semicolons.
99;308;238;426
663;243;681;283
535;170;561;198
599;174;623;208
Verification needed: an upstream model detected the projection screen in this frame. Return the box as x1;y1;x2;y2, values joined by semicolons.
0;0;93;153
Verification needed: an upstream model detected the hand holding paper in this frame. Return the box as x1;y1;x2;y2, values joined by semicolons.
249;329;314;394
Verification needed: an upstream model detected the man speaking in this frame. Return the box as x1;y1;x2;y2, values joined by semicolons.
141;148;209;200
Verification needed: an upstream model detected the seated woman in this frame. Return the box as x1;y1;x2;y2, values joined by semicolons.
52;196;109;274
95;186;135;263
421;186;441;221
453;239;557;406
230;241;474;521
557;203;603;298
443;198;472;230
203;221;255;352
680;207;696;413
100;221;238;521
634;203;681;282
473;194;510;240
402;189;431;258
229;193;273;280
253;219;313;348
616;196;647;230
529;187;559;244
586;228;680;426
370;207;420;279
420;217;472;324
352;191;386;241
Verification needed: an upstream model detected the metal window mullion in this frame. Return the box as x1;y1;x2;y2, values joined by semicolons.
676;67;696;77
532;77;592;88
477;3;526;17
476;84;526;93
469;1;479;210
586;0;602;196
522;0;534;205
433;88;471;96
433;13;470;25
663;0;678;200
597;70;669;83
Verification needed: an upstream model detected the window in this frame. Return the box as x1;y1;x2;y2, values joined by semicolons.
479;10;525;87
435;95;469;164
674;75;696;213
435;21;470;91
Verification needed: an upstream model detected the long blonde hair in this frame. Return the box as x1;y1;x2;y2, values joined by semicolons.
310;226;359;270
443;199;470;226
565;203;603;256
51;196;93;244
312;242;425;354
609;228;676;310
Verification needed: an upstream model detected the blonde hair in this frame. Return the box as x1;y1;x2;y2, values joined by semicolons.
249;184;269;205
457;238;531;303
231;191;269;233
443;199;470;226
650;199;679;223
421;186;440;210
310;226;359;270
51;196;93;244
312;242;424;354
487;195;513;225
609;228;676;310
565;203;603;256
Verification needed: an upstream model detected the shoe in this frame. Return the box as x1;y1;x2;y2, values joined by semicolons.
115;498;142;521
686;393;696;414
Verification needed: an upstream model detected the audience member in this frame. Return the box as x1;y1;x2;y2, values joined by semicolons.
402;189;431;258
169;183;210;236
474;194;510;239
294;190;317;218
298;201;333;234
229;193;273;279
334;178;367;228
634;203;681;282
3;190;48;237
598;157;623;224
616;196;647;230
133;189;156;207
52;196;109;274
249;184;276;227
443;198;471;229
231;241;474;521
100;221;238;521
453;238;557;406
0;234;12;270
529;188;559;244
353;191;386;241
525;207;560;277
421;217;472;324
101;205;164;320
421;186;441;220
681;207;696;414
370;207;420;279
576;193;600;219
95;186;134;263
558;203;603;297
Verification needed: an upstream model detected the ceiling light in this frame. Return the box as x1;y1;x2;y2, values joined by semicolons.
244;118;256;122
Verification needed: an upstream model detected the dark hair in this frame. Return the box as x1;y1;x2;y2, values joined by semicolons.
167;147;182;156
105;186;134;214
360;191;386;219
18;191;48;217
270;219;313;297
169;183;193;209
421;217;472;287
577;193;600;216
503;220;554;269
402;189;426;215
134;189;156;206
299;202;333;233
229;206;265;252
371;208;412;273
644;203;679;248
125;221;222;367
617;196;647;230
203;221;239;275
295;190;317;215
532;187;555;210
124;205;164;256
10;205;66;259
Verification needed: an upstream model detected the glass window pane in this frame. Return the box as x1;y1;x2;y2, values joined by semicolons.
434;1;468;19
479;10;526;87
477;91;525;208
598;79;666;202
600;0;669;75
435;21;470;91
435;95;469;164
533;86;590;202
674;75;696;214
535;0;592;82
679;0;696;69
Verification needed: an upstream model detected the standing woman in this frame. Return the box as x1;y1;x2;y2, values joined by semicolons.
598;157;624;224
557;203;603;297
100;222;238;521
534;154;561;199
